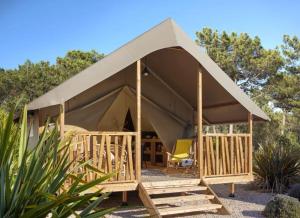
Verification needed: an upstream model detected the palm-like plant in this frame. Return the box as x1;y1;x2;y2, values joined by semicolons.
0;105;115;218
254;136;300;193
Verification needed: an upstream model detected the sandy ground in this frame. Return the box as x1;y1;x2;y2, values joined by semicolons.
101;169;273;218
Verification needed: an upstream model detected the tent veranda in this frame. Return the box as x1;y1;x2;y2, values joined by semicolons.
27;18;269;187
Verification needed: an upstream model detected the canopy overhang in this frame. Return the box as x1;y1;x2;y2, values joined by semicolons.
28;19;269;126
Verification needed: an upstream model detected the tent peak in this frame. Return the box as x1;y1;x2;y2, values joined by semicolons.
27;18;269;123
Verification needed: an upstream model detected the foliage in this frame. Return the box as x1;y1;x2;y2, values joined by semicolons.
253;136;300;193
56;50;103;77
195;28;283;93
0;50;104;111
252;108;283;149
282;35;300;76
263;194;300;218
196;28;299;147
289;184;300;201
0;105;114;218
265;35;300;137
267;73;300;112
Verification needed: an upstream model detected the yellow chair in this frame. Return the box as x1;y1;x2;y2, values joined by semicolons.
166;139;194;169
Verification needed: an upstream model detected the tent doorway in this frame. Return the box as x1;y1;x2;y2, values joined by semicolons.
123;109;135;132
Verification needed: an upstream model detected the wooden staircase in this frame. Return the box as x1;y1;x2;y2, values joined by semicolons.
138;179;229;217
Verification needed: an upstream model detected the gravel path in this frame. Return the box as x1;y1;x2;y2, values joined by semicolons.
104;169;273;218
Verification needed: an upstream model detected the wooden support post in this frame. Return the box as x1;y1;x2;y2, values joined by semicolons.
136;60;142;181
28;110;40;148
248;113;253;174
59;103;65;138
229;183;235;197
197;67;203;178
122;191;128;206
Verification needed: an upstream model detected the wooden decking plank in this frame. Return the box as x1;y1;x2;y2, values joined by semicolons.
142;179;200;188
158;204;222;216
147;185;207;195
152;194;214;205
203;174;253;184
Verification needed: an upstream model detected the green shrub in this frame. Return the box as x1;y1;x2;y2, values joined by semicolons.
253;136;300;193
289;184;300;201
0;105;115;217
263;194;300;218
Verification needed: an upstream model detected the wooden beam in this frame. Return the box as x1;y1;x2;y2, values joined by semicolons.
201;180;230;215
94;181;138;192
28;110;40;147
76;131;137;136
138;183;161;218
142;179;201;188
152;194;214;205
59;103;65;138
198;66;204;178
122;191;128;205
248;113;253;174
229;183;235;196
203;174;253;184
136;60;142;181
146;185;207;195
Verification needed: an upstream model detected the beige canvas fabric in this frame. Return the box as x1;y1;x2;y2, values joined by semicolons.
64;86;186;150
27;19;270;148
28;19;269;122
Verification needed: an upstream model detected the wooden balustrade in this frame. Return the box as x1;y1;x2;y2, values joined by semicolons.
68;131;137;183
200;133;251;177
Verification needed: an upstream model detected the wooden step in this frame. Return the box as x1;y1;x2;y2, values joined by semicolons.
152;194;214;205
142;179;200;188
147;185;207;195
158;204;223;216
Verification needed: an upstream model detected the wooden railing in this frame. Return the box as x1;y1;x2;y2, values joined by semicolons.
68;131;137;182
200;133;251;177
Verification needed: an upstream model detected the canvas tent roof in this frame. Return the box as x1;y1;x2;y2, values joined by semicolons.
28;18;269;128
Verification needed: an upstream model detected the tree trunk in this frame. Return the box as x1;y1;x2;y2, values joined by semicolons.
281;111;286;135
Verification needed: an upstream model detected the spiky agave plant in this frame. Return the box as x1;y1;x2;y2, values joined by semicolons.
253;137;300;193
0;105;115;218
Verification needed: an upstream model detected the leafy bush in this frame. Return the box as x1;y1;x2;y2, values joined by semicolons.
0;105;114;217
289;184;300;201
263;194;300;218
254;136;300;193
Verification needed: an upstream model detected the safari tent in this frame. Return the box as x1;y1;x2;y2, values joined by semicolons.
27;19;269;217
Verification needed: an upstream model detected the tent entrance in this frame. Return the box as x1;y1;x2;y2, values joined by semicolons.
122;108;168;168
123;109;135;131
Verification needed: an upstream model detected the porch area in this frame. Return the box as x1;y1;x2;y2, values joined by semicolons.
65;131;253;189
27;20;269;217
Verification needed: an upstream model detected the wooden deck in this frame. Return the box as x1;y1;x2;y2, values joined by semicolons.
64;131;253;192
65;130;253;216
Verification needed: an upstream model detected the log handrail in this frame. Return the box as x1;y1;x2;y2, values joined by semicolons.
203;133;251;137
67;131;138;184
73;131;137;136
198;133;252;177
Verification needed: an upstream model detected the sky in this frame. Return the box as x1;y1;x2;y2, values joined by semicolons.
0;0;299;69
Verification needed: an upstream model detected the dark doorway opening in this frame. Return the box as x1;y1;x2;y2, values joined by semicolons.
123;109;135;131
